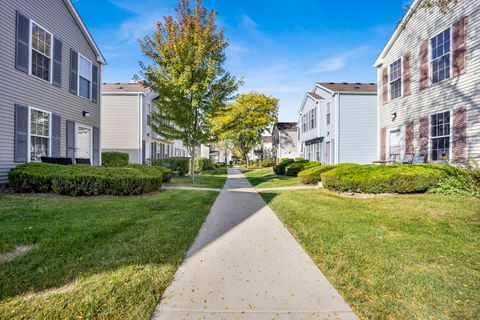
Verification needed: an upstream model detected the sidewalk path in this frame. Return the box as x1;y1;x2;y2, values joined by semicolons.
153;168;358;320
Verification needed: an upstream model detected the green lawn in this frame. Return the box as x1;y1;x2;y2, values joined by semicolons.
170;168;227;189
243;167;301;188
260;189;480;320
0;190;218;319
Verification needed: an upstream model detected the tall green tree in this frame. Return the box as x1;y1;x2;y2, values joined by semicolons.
139;0;240;181
213;92;279;166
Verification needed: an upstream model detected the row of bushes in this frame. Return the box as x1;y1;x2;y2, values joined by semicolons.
150;157;214;174
273;158;316;176
8;163;172;196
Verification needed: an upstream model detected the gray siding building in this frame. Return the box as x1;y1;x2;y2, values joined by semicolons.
298;83;378;164
375;0;479;163
0;0;105;183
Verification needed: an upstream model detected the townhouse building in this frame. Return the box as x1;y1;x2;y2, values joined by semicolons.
272;122;299;160
375;0;479;162
101;82;188;164
298;83;378;164
0;0;105;183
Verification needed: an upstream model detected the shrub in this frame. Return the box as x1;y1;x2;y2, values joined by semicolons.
273;159;294;175
303;162;321;170
259;159;275;167
298;164;337;184
193;158;214;173
151;157;190;174
102;152;129;167
429;176;477;196
8;163;163;196
321;164;451;194
128;164;172;183
215;162;227;168
285;160;310;176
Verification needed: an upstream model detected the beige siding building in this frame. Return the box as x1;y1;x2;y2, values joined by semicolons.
375;0;479;163
101;82;188;164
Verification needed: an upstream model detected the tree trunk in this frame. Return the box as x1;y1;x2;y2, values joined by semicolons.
190;148;196;183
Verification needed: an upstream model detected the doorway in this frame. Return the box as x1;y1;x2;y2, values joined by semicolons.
75;123;92;161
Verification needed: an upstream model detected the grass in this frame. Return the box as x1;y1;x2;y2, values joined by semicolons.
170;168;227;189
260;189;480;320
0;190;218;319
243;167;301;188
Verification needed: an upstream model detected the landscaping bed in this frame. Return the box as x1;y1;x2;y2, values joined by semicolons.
260;189;480;319
0;190;218;319
8;163;171;196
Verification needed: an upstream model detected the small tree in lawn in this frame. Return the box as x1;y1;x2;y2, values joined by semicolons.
139;0;240;181
213;92;279;167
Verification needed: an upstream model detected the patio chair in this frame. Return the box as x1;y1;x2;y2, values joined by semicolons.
75;158;91;165
412;154;427;164
41;157;56;164
55;157;73;165
402;153;415;164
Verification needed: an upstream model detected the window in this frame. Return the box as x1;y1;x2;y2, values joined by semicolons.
389;59;402;100
326;103;331;125
431;28;451;84
29;108;51;161
79;54;92;99
147;103;152;126
310;108;316;129
302;114;307;133
31;22;52;82
431;111;450;161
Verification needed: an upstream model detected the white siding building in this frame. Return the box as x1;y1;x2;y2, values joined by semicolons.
101;82;188;164
272;122;299;160
374;0;479;162
298;83;378;164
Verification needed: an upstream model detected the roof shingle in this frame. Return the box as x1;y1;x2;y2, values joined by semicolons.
317;82;377;93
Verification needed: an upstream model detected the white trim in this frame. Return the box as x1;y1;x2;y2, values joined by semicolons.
77;53;93;101
386;125;405;162
27;106;52;163
63;0;106;64
75;122;93;162
389;57;403;101
28;19;54;84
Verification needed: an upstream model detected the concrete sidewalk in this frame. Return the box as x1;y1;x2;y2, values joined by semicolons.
152;168;358;320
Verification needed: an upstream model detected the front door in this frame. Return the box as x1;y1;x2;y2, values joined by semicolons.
76;124;92;160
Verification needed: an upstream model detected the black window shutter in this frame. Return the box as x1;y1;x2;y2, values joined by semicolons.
93;127;100;165
92;64;98;103
51;114;61;156
15;11;29;73
66;120;75;159
69;49;78;94
52;38;62;87
14;104;29;163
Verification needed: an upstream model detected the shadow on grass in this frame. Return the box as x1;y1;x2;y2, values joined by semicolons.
0;190;217;301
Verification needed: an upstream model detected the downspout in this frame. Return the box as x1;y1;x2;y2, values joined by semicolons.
139;93;143;164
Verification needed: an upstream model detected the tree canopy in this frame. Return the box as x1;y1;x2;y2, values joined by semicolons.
139;0;240;180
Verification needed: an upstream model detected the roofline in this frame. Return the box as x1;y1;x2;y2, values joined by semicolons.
316;83;376;94
315;83;334;94
306;92;324;101
373;0;422;67
64;0;106;64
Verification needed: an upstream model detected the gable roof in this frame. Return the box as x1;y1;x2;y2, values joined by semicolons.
374;0;422;67
64;0;106;64
307;92;324;100
102;82;149;93
317;82;377;93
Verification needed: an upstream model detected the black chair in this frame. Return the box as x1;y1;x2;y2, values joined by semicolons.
412;154;427;164
55;157;73;165
75;158;91;165
402;153;415;164
41;157;56;164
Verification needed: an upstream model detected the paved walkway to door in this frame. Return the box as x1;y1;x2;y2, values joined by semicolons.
152;168;358;320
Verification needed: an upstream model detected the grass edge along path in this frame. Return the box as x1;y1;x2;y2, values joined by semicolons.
259;189;480;320
0;189;219;320
243;167;302;188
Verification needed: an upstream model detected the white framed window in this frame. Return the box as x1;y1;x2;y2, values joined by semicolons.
310;108;316;129
430;111;451;161
389;58;402;100
78;54;92;99
302;114;307;133
431;28;451;84
326;102;331;125
28;107;51;162
146;103;152;126
30;21;52;82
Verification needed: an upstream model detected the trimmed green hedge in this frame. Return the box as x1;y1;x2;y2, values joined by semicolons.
273;159;294;175
151;157;190;174
299;165;337;184
321;164;452;194
285;160;310;176
128;164;172;183
303;162;321;170
258;159;275;167
102;152;129;167
194;158;214;173
8;163;163;196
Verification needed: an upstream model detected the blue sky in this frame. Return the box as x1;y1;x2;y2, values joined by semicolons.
74;0;407;121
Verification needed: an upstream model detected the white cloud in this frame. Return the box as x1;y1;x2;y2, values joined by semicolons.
305;45;369;74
